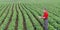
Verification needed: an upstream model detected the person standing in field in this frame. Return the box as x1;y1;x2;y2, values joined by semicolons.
38;8;48;30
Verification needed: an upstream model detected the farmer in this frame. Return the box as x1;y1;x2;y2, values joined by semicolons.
38;8;48;30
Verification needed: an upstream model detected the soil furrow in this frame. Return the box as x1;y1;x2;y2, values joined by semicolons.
15;4;18;30
0;5;11;26
18;4;27;30
20;4;36;30
0;5;9;17
4;4;14;30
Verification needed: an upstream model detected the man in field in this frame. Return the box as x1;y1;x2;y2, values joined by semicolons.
38;8;48;30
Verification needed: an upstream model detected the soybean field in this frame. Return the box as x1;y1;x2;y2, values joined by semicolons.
0;0;60;30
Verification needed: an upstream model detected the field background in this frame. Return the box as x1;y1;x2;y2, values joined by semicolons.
0;0;60;30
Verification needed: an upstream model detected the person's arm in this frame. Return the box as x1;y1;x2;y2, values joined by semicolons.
38;16;45;19
41;16;45;19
